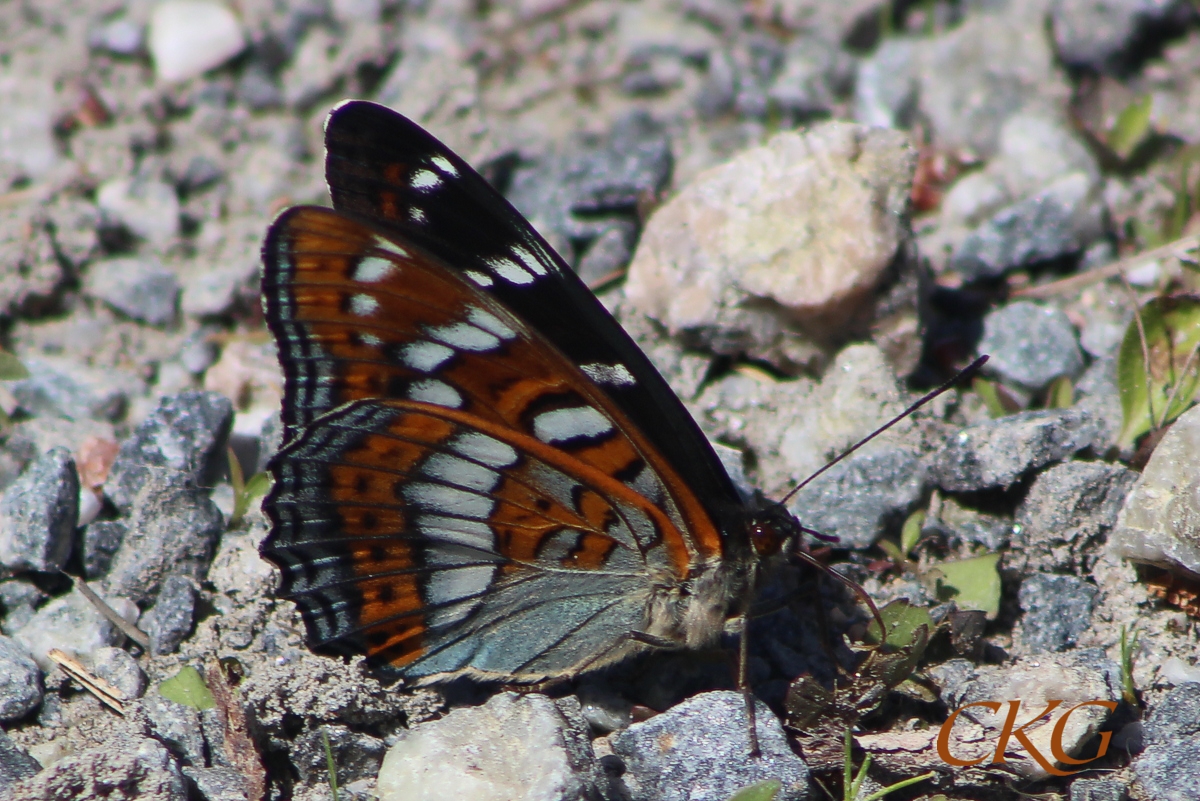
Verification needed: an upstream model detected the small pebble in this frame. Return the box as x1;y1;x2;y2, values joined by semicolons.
0;635;43;722
0;728;41;792
978;301;1085;392
90;646;147;700
84;257;180;326
96;178;181;247
149;0;247;84
142;574;198;656
1017;573;1098;653
0;447;79;574
12;587;133;671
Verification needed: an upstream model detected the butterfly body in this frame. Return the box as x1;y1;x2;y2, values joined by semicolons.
260;101;796;684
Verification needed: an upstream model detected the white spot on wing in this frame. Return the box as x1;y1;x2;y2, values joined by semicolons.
404;482;493;518
422;453;501;493
581;362;636;387
372;236;408;257
532;406;613;443
353;256;396;283
349;293;379;317
449;433;518;468
511;244;548;276
430;155;458;177
427;321;500;352
410;207;427;224
411;169;441;190
485;256;534;285
424;560;495;626
466;307;517;341
359;332;383;347
465;270;493;287
408;378;462;408
401;341;454;372
416;515;495;550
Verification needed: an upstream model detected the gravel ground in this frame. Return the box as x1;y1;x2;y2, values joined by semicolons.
2;1;1200;799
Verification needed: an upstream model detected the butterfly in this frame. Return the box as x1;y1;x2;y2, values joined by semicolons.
258;100;802;685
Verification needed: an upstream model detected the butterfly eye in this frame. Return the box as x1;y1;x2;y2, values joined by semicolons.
748;520;786;556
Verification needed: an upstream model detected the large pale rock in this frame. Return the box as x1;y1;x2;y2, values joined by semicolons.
148;0;246;84
1109;403;1200;575
624;123;916;371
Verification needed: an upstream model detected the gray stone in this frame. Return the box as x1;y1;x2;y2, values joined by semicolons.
82;519;127;579
0;729;40;792
88;14;145;56
853;37;919;129
0;73;58;180
790;446;926;549
90;646;147;700
293;725;385;785
575;222;635;286
931;408;1098;491
936;497;1015;551
1143;682;1200;744
978;302;1084;392
1109;404;1200;575
1015;461;1138;573
84;256;180;326
1075;357;1123;452
96;177;181;247
1052;0;1192;76
101;473;224;606
11;586;134;670
1018;573;1099;653
105;391;233;513
1133;737;1200;801
9;356;129;422
951;173;1105;281
143;691;206;767
610;691;811;800
1069;778;1127;801
182;766;250;801
8;735;187;800
142;574;198;655
768;35;853;121
0;635;42;721
0;577;46;633
0;447;79;574
375;692;600;801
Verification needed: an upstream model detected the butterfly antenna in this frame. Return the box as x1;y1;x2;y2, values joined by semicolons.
778;355;988;507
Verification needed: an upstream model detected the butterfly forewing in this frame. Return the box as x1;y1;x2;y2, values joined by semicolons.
261;205;731;679
321;101;749;542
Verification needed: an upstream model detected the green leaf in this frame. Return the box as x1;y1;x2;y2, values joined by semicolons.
932;554;1002;619
726;779;781;801
971;377;1007;418
159;666;215;710
865;599;934;650
322;728;341;801
1108;94;1153;160
900;510;925;556
1116;296;1200;448
1047;375;1074;409
0;350;29;381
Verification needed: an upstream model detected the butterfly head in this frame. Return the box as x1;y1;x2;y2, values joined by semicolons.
746;498;804;559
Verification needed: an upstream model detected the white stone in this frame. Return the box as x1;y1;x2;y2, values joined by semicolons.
0;72;58;179
149;0;246;83
97;178;181;246
375;693;595;801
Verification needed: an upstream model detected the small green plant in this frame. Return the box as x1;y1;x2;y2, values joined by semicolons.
1120;624;1140;706
322;728;341;801
726;779;780;801
1047;375;1074;409
1106;94;1153;162
928;553;1002;620
971;377;1009;418
228;447;271;528
841;729;936;801
1115;296;1200;448
159;666;215;710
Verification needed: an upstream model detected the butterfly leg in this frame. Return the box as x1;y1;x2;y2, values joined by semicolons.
736;612;762;757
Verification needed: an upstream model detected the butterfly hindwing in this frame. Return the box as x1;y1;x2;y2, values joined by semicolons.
261;206;729;679
321;101;748;540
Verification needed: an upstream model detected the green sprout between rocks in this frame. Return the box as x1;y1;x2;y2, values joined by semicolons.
322;728;341;801
1120;624;1140;706
158;666;215;710
841;729;936;801
725;779;781;801
1115;295;1200;449
0;349;28;429
227;446;272;528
